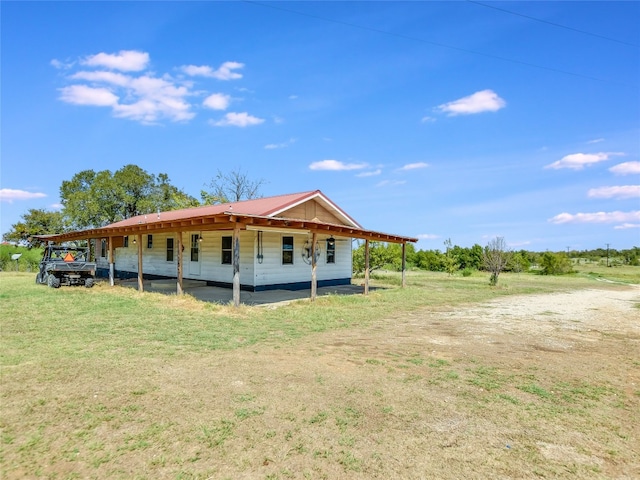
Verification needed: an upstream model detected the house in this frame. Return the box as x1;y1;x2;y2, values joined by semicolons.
40;190;417;305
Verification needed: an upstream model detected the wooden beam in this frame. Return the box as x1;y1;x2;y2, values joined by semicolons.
364;239;370;296
232;223;241;307
177;232;183;295
310;232;318;301
137;234;144;292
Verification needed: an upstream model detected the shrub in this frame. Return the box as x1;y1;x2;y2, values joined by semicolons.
540;252;574;275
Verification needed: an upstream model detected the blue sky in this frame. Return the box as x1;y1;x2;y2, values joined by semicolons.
1;1;638;251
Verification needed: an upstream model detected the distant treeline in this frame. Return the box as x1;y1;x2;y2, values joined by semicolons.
353;242;640;275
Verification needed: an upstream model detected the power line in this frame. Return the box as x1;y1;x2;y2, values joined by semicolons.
242;1;636;88
467;0;639;48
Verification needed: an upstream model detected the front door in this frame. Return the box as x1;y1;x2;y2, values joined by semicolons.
189;233;201;276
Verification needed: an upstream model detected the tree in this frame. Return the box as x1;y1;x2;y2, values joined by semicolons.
483;236;512;286
201;168;266;204
352;241;398;275
2;209;66;246
60;165;198;229
443;238;460;276
540;252;573;275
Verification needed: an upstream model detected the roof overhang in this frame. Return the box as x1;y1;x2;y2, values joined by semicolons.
33;212;417;244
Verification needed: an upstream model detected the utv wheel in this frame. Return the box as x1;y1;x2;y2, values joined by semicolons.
48;275;61;288
85;278;95;288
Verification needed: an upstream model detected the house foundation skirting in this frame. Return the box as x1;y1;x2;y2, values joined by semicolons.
96;268;351;293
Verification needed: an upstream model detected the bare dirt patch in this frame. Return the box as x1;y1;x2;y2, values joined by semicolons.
3;285;639;479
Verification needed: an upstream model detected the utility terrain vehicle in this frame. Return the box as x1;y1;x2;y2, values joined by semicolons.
36;243;96;288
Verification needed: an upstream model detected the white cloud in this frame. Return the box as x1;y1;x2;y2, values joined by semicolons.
0;189;47;203
203;93;231;110
587;138;605;144
212;112;264;127
609;161;640;175
50;203;63;210
421;116;436;123
180;61;244;80
437;89;506;116
544;152;624;170
289;95;298;100
57;51;250;125
399;162;429;171
356;169;382;177
549;210;640;224
614;223;640;230
51;58;74;69
308;160;368;171
59;85;119;106
82;50;149;72
264;138;296;150
417;233;439;240
71;70;130;87
588;185;640;199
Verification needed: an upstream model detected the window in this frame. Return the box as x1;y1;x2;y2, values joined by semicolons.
326;237;336;264
191;234;199;262
124;236;129;248
166;238;174;262
282;236;294;264
100;239;107;258
147;234;153;249
221;236;232;264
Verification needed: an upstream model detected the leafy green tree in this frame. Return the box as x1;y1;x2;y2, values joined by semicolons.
507;250;531;273
2;209;66;246
540;252;573;275
60;165;198;229
414;249;445;271
352;241;398;275
483;236;512;286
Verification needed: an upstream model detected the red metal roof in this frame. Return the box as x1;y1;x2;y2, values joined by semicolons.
108;190;361;229
34;190;417;244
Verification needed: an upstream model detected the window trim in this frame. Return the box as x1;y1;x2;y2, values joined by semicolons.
282;235;294;265
147;234;153;249
166;237;174;262
326;238;336;264
221;236;232;265
190;234;200;262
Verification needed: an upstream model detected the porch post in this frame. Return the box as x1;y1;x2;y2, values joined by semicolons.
137;233;144;292
310;232;318;301
177;232;183;295
108;236;115;286
364;239;370;295
402;242;407;288
232;223;241;307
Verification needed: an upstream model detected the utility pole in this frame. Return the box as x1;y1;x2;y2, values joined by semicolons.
606;243;610;267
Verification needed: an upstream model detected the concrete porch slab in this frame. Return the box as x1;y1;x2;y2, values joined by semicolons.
116;279;372;307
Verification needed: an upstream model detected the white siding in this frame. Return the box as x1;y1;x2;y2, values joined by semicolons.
254;232;351;287
114;230;352;288
114;231;255;285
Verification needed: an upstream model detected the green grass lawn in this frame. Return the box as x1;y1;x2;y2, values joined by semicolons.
1;269;638;479
0;269;617;365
